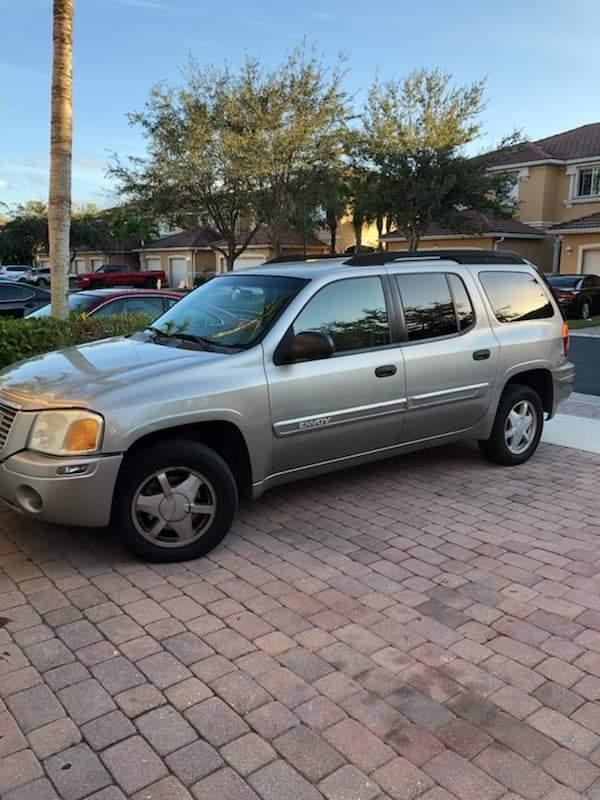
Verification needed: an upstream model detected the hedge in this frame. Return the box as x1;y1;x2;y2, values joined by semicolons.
0;314;153;372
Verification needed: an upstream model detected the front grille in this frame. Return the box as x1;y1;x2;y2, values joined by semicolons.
0;402;18;452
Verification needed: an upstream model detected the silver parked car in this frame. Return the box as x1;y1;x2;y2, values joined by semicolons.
0;250;574;562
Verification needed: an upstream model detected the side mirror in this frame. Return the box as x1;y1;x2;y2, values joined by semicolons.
275;330;335;365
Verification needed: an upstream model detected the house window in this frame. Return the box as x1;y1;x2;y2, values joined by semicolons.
504;173;520;205
577;166;600;198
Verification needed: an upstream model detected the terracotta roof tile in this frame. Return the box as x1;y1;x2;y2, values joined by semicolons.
488;122;600;167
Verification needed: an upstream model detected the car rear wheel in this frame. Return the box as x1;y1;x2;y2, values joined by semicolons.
37;277;48;288
112;440;238;562
144;277;157;288
479;384;544;466
90;280;103;289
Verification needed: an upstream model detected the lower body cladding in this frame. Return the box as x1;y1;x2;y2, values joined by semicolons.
0;450;122;527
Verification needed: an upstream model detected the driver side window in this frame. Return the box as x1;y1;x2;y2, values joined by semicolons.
292;277;390;354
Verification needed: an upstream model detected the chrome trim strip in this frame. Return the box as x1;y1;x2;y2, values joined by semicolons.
409;382;489;409
273;397;407;437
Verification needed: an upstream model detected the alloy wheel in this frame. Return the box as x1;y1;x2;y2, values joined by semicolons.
131;467;216;548
504;400;537;455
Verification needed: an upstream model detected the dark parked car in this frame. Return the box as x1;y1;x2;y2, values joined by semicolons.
547;274;600;320
27;288;182;320
0;282;51;318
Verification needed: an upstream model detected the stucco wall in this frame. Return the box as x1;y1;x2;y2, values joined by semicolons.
385;237;495;251
558;233;600;273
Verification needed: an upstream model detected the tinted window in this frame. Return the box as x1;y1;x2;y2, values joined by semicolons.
293;277;390;353
27;293;98;318
0;285;34;301
547;276;582;289
126;297;165;317
480;271;554;323
448;274;475;331
585;276;600;288
93;298;128;316
396;273;458;341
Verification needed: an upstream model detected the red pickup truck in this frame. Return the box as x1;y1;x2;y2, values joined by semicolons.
75;264;168;290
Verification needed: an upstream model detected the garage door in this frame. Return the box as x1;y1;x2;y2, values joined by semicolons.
74;259;85;274
170;257;188;287
145;257;161;271
582;248;600;274
219;255;266;271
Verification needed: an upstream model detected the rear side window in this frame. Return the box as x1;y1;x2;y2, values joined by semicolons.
396;273;474;341
480;271;554;323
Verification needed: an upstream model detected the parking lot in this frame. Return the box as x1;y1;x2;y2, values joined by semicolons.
2;441;600;799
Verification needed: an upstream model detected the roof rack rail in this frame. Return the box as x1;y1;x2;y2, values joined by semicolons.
264;253;346;264
347;249;527;266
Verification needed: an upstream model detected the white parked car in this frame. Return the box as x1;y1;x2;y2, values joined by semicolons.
0;265;34;282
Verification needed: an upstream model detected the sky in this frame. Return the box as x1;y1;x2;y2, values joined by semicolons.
1;0;599;209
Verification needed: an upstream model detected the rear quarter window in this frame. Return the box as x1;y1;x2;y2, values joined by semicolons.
479;271;554;323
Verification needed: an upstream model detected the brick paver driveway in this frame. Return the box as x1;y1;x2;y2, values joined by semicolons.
2;441;600;800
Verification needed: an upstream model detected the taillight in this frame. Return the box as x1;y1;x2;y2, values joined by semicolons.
562;322;570;358
557;291;576;301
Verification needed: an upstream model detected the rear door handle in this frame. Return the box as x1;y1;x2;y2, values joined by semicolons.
473;349;491;361
375;364;397;377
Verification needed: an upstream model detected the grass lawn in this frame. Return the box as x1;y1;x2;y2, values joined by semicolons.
569;316;600;330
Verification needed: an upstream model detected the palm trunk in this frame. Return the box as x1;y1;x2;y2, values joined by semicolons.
48;0;73;320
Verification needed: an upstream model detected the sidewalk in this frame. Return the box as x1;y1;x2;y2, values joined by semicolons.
543;391;600;454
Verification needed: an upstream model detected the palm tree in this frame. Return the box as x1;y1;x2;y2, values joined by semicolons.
48;0;74;319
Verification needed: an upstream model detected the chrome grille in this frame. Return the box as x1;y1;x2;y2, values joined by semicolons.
0;401;18;452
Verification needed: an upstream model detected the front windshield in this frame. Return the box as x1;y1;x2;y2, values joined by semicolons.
27;293;99;318
548;276;582;289
150;273;306;348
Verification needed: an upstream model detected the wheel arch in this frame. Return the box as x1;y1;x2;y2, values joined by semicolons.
503;368;553;415
118;420;254;500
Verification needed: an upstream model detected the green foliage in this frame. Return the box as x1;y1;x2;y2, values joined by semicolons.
357;69;522;249
111;44;350;264
0;314;152;372
0;202;159;266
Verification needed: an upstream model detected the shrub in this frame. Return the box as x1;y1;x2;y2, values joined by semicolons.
0;314;152;372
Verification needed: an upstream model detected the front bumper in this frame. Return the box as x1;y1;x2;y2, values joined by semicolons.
0;450;122;527
551;361;576;417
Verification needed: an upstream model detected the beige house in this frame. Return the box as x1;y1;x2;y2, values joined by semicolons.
138;225;328;286
380;211;546;262
37;245;140;274
487;123;600;273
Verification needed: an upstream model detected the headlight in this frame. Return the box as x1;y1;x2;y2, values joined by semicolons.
29;410;104;456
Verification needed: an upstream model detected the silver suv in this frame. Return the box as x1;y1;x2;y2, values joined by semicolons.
0;251;574;562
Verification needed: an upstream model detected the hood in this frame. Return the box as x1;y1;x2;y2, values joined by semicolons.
0;336;224;410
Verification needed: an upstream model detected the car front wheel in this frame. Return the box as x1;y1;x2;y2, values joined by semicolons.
479;384;544;466
579;298;592;320
112;440;238;562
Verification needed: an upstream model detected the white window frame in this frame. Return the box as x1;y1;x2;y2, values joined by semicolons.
575;165;600;199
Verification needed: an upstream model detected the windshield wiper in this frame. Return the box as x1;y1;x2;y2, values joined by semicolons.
146;326;215;349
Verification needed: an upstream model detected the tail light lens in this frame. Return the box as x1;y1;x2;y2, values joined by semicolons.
557;291;576;300
562;322;570;358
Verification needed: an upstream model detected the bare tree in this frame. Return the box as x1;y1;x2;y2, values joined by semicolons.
48;0;73;319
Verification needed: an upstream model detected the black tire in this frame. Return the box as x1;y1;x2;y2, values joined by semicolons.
112;439;238;562
479;383;544;466
90;280;103;289
37;277;48;288
578;297;592;320
144;277;157;288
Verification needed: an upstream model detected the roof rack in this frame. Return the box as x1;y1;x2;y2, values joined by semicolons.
264;253;346;264
347;250;527;266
